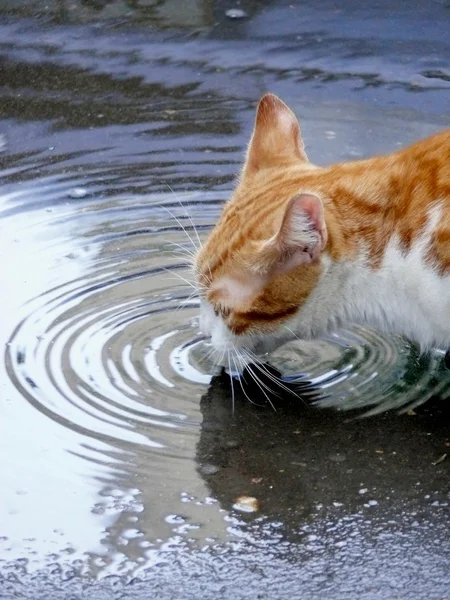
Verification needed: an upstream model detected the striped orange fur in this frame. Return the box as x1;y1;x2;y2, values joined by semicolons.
195;93;450;358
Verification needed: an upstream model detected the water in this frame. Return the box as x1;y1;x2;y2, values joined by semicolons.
1;2;450;598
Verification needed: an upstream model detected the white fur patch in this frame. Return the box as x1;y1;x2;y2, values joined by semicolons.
212;275;264;307
286;202;450;350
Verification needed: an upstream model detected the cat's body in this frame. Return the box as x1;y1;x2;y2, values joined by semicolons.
195;93;450;361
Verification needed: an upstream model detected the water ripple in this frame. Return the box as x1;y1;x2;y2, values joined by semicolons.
4;176;450;464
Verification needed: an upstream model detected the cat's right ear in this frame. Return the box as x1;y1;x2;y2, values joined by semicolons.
254;193;327;277
242;93;308;178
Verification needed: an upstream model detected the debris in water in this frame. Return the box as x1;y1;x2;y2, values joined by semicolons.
432;453;447;466
233;496;259;513
68;187;88;199
225;8;248;19
251;477;263;484
199;463;220;476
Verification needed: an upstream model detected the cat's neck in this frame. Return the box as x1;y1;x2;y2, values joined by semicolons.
322;154;404;265
320;130;450;267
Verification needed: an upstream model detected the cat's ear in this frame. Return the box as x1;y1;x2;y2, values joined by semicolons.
257;193;327;276
243;93;308;178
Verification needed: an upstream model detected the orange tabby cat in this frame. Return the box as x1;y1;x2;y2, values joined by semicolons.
194;93;450;361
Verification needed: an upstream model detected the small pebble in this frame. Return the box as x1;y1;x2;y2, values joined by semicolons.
233;496;259;513
199;464;220;476
68;187;88;199
224;440;240;449
225;8;248;19
329;453;346;463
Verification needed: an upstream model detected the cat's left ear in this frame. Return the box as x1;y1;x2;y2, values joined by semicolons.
258;193;327;276
243;93;308;178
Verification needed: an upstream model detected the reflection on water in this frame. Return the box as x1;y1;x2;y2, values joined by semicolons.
0;1;450;596
1;0;215;27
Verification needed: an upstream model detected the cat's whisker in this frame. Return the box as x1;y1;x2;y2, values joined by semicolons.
243;349;307;405
235;352;278;411
167;241;197;261
194;342;217;367
191;265;209;285
190;262;211;289
177;198;203;254
208;343;223;371
227;350;236;415
165;281;197;293
283;325;301;341
174;290;199;313
162;267;198;291
160;204;199;255
231;352;256;407
242;348;298;398
232;351;266;407
240;356;278;397
250;354;308;405
162;251;192;264
163;276;197;292
204;346;219;365
205;258;213;286
161;182;202;253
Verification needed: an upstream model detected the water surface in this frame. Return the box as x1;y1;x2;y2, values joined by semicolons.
1;2;450;598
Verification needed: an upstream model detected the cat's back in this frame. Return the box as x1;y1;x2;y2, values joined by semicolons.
400;128;450;169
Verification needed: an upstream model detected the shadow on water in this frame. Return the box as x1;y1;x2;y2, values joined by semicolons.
198;369;450;530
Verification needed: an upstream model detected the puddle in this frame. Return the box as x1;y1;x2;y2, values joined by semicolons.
0;2;449;598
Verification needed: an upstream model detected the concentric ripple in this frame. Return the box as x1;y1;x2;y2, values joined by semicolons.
270;329;450;414
3;185;227;452
4;180;450;439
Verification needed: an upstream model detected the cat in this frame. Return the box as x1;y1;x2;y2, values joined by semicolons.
194;92;450;364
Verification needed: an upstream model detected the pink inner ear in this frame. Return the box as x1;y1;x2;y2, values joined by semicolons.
278;193;327;254
254;192;326;277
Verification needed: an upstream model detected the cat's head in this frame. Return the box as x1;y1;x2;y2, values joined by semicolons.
194;93;328;359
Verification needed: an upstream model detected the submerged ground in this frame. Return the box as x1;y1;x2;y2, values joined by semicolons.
0;1;450;598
